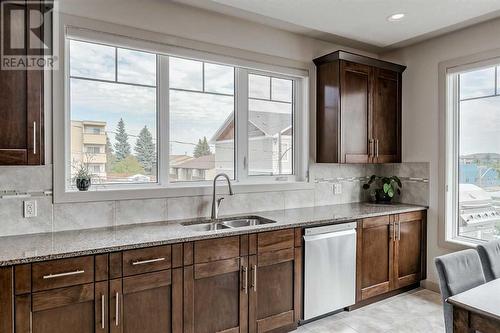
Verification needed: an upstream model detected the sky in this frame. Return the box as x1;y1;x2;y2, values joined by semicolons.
69;40;293;157
459;66;500;156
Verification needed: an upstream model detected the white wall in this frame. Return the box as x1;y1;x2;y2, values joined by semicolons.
381;17;500;285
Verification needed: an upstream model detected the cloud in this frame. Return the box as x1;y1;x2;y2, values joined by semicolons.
460;97;500;155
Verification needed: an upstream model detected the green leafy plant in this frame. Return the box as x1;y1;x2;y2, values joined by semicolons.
362;175;402;202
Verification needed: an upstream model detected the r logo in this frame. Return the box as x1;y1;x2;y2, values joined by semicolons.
1;1;56;70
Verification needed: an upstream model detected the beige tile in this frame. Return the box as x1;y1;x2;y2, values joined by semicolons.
0;165;52;192
53;201;114;231
115;198;167;225
284;189;315;209
167;195;211;220
299;288;444;333
0;196;53;236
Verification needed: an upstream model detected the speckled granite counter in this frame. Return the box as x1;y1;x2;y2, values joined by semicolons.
0;202;426;266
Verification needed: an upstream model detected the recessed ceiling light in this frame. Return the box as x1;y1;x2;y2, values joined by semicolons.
387;13;405;22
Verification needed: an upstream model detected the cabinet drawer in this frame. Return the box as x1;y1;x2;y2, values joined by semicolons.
257;229;294;254
362;215;391;228
122;245;171;277
398;211;423;223
194;236;240;264
32;256;94;292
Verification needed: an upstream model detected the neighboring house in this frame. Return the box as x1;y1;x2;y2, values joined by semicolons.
211;111;292;175
71;120;107;180
459;162;499;187
170;154;215;181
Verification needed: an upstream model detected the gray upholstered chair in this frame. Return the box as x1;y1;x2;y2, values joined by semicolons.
477;239;500;282
435;249;486;333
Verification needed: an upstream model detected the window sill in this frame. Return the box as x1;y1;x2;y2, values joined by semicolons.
54;181;315;204
441;236;480;251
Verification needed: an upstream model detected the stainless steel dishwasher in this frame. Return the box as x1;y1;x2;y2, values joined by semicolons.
303;222;357;321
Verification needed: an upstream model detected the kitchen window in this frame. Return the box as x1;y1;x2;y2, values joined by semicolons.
57;29;308;201
445;59;500;244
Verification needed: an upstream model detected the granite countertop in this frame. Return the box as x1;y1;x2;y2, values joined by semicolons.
0;202;427;266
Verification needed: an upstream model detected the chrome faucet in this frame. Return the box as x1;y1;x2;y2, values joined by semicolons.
211;173;234;220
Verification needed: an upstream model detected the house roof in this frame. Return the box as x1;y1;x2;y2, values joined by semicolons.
170;155;193;166
210;111;291;142
174;154;215;170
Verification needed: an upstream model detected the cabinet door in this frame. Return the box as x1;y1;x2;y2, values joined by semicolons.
184;257;248;333
316;61;340;163
0;2;43;165
357;216;394;301
340;61;373;163
249;229;298;333
111;269;181;333
16;283;103;333
372;68;401;163
394;212;425;289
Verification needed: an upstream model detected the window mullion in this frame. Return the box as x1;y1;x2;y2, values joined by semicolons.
235;68;249;182
158;55;170;186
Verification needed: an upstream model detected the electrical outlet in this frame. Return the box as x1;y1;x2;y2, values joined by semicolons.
333;183;342;195
23;200;37;218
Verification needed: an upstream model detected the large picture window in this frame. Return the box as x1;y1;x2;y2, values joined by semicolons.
447;62;500;243
63;35;304;195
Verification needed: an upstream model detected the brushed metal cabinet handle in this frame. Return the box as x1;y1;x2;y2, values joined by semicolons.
398;221;401;241
369;139;374;158
253;265;257;292
392;221;396;241
131;257;165;265
242;266;248;294
115;292;120;327
33;121;36;155
101;294;105;329
43;269;85;279
375;139;379;157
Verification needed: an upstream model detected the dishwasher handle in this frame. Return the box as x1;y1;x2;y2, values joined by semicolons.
303;228;356;242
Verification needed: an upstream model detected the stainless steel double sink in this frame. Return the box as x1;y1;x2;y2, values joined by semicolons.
181;216;276;231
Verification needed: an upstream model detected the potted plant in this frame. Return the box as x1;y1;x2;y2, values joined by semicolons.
362;175;402;204
73;162;93;191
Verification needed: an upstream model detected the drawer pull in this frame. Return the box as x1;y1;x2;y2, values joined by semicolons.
42;269;85;279
131;257;165;266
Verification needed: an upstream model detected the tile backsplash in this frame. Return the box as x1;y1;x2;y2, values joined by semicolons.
0;162;429;236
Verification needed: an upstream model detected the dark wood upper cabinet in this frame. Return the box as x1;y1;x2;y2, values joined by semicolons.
314;50;405;164
0;1;44;165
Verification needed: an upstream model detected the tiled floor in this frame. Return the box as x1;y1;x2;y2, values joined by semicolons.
297;289;444;333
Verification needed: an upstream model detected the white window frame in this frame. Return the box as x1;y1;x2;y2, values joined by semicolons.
441;52;500;247
53;19;311;203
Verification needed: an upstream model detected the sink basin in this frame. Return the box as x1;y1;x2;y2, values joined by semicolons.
186;223;231;232
182;216;276;231
221;218;273;228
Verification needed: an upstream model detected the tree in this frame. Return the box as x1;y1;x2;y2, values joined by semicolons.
105;134;115;172
193;136;211;158
135;126;156;173
114;118;130;161
111;155;145;174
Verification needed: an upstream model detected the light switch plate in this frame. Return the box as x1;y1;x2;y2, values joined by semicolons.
333;183;342;195
23;200;37;218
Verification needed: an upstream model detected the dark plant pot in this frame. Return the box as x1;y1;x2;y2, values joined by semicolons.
76;177;91;191
375;189;392;204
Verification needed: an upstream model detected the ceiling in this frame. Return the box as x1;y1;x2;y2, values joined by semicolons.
173;0;500;51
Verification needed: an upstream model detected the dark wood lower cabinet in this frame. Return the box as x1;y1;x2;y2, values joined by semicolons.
183;257;247;333
111;269;181;333
2;221;426;332
17;283;101;333
357;215;394;301
249;249;298;333
393;212;426;289
356;211;426;303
